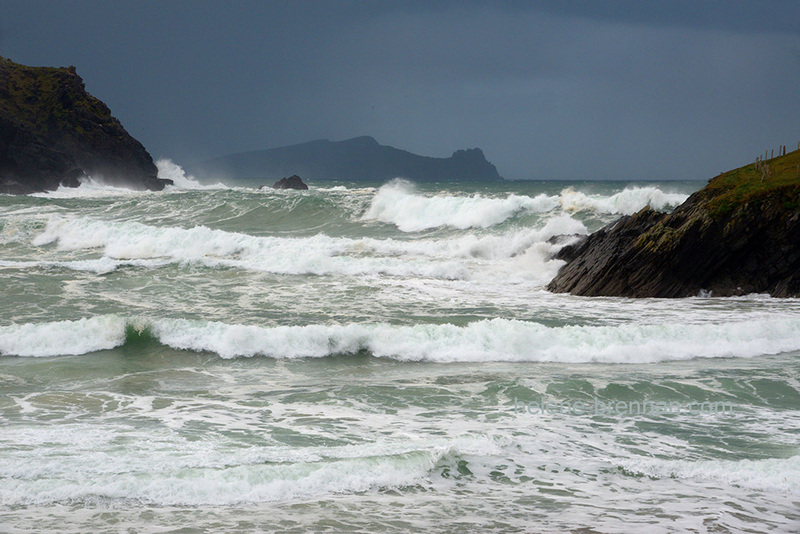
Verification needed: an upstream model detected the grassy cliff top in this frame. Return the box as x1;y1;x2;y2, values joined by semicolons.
0;55;117;137
702;147;800;217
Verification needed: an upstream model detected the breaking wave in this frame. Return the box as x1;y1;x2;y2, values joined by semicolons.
363;180;558;231
20;214;585;281
0;428;500;506
156;159;227;190
3;315;800;362
24;160;223;198
619;455;800;494
557;186;688;215
363;180;688;231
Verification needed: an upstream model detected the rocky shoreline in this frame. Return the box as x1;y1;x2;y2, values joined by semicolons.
548;150;800;298
0;56;172;195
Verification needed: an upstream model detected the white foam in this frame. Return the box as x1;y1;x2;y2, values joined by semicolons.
0;448;439;506
151;316;800;362
362;179;559;231
22;159;223;198
29;178;144;199
7;314;798;362
0;258;170;274
28;214;583;280
0;316;127;357
361;181;689;232
0;428;501;505
156;159;227;190
559;186;688;215
619;455;800;494
315;185;351;192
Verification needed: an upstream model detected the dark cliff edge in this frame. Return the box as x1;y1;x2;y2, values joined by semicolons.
186;136;503;183
0;56;172;194
548;148;800;298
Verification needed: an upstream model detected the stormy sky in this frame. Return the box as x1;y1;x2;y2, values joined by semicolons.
1;1;799;181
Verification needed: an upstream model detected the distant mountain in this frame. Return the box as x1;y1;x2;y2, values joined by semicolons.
187;136;503;183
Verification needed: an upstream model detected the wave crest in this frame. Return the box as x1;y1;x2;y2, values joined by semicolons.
24;214;582;281
363;180;558;231
363;180;688;232
4;315;800;362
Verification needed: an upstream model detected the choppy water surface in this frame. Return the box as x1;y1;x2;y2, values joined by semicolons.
1;163;798;532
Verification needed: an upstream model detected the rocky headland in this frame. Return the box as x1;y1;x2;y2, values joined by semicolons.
0;56;172;194
187;136;503;183
548;148;800;297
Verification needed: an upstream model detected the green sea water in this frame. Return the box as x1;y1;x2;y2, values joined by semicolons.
1;170;799;532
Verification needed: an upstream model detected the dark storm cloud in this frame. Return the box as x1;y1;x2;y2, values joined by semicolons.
1;1;799;180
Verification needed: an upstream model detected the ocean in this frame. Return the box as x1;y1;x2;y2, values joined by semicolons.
1;161;799;533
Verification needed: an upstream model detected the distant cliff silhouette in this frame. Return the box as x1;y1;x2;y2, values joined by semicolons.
187;136;503;183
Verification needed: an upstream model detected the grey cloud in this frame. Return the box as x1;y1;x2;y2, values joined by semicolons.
1;1;799;180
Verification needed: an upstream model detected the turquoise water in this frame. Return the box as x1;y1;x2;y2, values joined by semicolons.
1;166;799;532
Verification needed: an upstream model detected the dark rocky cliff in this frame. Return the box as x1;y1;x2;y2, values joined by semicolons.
0;56;172;194
548;149;800;297
187;136;503;183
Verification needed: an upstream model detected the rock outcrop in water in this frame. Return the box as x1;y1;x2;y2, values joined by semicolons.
0;56;172;194
187;136;503;183
272;175;308;190
548;148;800;297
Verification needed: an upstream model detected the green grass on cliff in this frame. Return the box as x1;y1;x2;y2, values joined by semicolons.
0;56;115;138
704;148;800;217
635;147;800;253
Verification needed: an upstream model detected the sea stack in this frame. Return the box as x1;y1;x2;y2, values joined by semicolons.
272;175;308;190
548;149;800;297
0;56;172;194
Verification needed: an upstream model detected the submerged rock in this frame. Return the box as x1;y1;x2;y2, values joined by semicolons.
547;150;800;298
0;56;173;194
272;175;308;190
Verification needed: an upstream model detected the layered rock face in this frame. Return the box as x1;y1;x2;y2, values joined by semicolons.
548;150;800;298
0;56;172;194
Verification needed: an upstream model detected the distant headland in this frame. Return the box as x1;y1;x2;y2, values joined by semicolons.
0;56;172;195
548;146;800;298
186;136;504;184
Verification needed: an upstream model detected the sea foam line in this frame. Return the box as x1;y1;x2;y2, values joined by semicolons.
618;455;800;494
22;213;584;280
2;315;800;362
25;160;225;198
0;431;503;506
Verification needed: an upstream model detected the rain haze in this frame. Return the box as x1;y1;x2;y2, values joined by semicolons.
1;0;798;181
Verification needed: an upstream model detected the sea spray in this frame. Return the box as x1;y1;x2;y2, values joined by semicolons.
362;180;689;232
156;159;227;190
363;179;558;231
558;186;688;214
